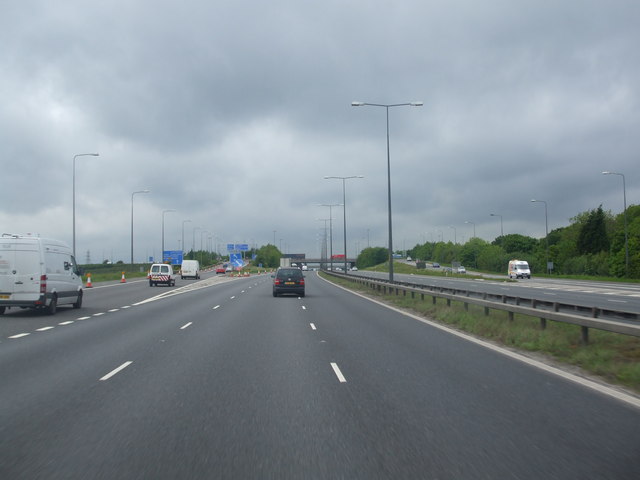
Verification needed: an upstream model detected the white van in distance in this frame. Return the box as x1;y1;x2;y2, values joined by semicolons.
180;259;200;279
508;259;531;279
0;234;84;315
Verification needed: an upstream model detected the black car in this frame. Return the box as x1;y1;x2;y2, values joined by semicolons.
272;267;305;297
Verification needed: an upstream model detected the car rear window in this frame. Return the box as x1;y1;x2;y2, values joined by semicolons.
278;269;301;278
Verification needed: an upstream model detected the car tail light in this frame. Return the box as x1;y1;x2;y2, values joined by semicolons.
274;279;282;285
40;275;47;294
299;278;305;286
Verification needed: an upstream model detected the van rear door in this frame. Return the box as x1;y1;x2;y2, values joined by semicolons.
0;241;41;302
12;242;42;301
0;243;16;300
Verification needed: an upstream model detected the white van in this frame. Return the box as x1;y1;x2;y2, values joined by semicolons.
0;234;84;315
508;259;531;279
180;259;200;279
148;263;176;286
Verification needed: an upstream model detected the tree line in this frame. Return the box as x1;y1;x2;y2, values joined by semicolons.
357;204;640;278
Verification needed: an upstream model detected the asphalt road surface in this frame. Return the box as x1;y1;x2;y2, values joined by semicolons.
1;272;639;479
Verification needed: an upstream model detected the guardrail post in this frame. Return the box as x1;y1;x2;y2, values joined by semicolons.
508;311;514;322
581;326;589;345
432;296;436;305
540;318;547;330
446;298;451;307
464;302;469;311
411;291;415;299
484;306;489;316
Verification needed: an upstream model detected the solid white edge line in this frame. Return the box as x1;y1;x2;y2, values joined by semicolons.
100;361;133;381
180;322;192;330
331;363;347;383
318;273;640;410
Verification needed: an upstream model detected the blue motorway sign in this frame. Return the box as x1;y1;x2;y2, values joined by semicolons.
229;253;244;269
163;250;184;265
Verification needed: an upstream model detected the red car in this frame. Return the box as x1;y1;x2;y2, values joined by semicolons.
215;267;226;274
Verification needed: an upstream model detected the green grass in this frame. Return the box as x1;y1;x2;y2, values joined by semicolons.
322;271;640;393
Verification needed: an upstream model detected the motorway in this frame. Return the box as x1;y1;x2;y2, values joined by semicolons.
1;271;640;478
351;269;640;314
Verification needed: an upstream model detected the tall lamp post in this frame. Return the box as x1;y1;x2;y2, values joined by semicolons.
352;100;423;282
449;225;457;244
490;213;504;238
465;220;476;239
131;189;150;264
162;209;176;262
531;199;550;274
317;203;342;271
602;171;629;276
324;175;364;272
72;153;99;258
182;220;191;258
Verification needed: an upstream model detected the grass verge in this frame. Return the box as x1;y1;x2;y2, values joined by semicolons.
321;272;640;394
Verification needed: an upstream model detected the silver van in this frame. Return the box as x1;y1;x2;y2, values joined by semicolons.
0;234;84;315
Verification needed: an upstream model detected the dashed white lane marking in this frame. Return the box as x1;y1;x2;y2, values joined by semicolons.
9;333;30;339
180;322;192;330
310;323;316;330
302;306;307;310
93;313;105;317
607;299;627;303
77;316;91;320
121;306;131;309
58;321;74;325
213;305;220;310
36;326;55;331
331;363;347;383
100;361;133;381
230;296;236;299
109;309;119;312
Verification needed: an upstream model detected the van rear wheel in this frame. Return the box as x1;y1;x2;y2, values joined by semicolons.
0;306;5;315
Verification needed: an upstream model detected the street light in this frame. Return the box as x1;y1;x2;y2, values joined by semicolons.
324;175;364;272
131;189;150;264
465;220;476;239
162;209;176;262
531;199;550;274
72;153;99;258
317;203;343;271
182;220;191;258
602;171;629;276
352;100;423;282
490;213;504;238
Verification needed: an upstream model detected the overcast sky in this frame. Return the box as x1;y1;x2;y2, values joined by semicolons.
1;0;638;263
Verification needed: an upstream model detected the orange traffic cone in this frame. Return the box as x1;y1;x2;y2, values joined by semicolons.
86;273;93;288
121;271;126;283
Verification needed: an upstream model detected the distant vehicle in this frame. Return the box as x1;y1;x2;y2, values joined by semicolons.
508;259;531;279
301;265;308;271
432;262;440;268
225;266;233;272
457;266;466;274
215;266;226;274
406;256;412;261
180;259;200;279
0;234;83;315
351;266;358;271
272;267;305;297
148;263;176;286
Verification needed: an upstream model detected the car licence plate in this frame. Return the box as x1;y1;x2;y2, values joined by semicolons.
284;281;295;285
0;294;10;299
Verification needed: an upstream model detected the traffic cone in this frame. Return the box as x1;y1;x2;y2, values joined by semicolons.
121;271;126;283
86;273;93;288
